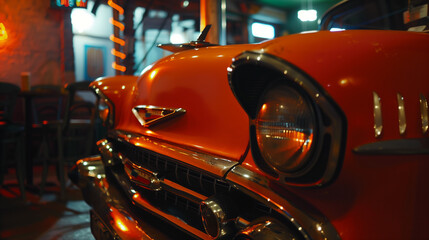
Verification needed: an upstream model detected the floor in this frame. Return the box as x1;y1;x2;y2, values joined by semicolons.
0;166;95;240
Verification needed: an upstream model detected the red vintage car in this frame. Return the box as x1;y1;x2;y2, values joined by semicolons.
71;0;429;239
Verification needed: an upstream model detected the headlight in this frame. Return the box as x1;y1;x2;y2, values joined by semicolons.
256;85;316;173
229;51;346;186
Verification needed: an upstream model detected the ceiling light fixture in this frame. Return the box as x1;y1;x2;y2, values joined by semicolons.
298;9;317;22
251;22;275;39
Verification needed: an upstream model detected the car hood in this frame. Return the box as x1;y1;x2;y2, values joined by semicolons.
261;30;428;146
94;30;428;163
96;44;263;161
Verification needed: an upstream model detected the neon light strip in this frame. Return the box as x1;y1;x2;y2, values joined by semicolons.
108;0;124;15
112;62;126;72
200;0;206;31
108;0;126;73
110;18;125;31
110;35;125;46
111;49;126;59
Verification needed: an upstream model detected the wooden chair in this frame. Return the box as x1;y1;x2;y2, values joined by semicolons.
57;81;99;199
0;82;26;200
36;81;99;199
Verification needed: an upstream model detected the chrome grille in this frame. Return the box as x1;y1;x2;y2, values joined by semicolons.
156;190;201;214
113;139;231;197
107;138;285;237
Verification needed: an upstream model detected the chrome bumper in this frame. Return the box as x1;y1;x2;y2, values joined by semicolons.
73;134;340;240
72;155;193;240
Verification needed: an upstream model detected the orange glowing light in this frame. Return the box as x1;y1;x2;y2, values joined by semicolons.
149;70;158;80
115;219;129;232
110;35;125;46
109;18;124;31
145;130;154;135
60;0;70;7
108;0;126;73
112;62;126;72
200;0;206;31
108;0;124;15
111;49;126;59
0;23;8;41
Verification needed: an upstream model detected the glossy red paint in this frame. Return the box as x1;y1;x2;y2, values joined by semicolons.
256;30;429;239
90;29;429;239
94;44;259;161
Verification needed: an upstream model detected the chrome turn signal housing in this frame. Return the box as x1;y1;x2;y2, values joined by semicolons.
200;198;226;238
200;196;238;239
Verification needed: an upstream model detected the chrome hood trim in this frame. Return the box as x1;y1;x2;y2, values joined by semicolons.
109;130;239;177
353;138;429;155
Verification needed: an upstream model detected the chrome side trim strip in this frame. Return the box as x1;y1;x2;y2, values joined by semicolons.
397;93;406;135
227;166;340;240
420;94;428;134
373;92;383;138
353;138;429;155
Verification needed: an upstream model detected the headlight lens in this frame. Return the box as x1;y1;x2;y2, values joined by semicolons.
256;85;316;173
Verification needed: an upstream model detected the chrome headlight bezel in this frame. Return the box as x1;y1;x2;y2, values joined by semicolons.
93;87;115;129
228;51;347;187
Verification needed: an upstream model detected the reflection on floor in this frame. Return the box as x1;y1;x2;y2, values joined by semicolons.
0;166;95;240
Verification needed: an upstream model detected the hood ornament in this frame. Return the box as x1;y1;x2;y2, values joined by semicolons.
132;105;186;127
157;25;217;53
